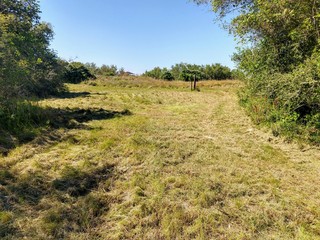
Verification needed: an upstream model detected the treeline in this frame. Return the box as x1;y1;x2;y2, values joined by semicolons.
143;63;238;81
61;61;133;83
196;0;320;144
83;63;130;77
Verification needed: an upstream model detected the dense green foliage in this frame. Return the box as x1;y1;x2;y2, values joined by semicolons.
63;61;96;83
161;71;174;81
0;0;65;147
84;63;128;77
196;0;320;144
143;63;233;81
0;0;65;99
97;64;118;76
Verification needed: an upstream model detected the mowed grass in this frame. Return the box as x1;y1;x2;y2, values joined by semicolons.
1;77;320;239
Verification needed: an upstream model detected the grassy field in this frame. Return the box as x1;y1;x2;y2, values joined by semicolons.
1;77;320;239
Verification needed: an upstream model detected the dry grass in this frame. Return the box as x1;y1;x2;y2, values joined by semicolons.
0;77;320;239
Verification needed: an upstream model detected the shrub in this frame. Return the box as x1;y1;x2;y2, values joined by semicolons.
161;71;174;81
63;62;96;84
240;52;320;144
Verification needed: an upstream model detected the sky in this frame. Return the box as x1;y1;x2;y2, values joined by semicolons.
39;0;237;74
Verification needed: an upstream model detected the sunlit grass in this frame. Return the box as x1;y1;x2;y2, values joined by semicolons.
0;77;319;239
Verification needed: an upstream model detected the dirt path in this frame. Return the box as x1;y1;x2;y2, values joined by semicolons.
1;80;319;239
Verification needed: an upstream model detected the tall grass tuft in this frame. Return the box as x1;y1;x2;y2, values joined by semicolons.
0;100;48;149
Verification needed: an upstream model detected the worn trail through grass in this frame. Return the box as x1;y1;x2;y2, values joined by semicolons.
1;78;320;239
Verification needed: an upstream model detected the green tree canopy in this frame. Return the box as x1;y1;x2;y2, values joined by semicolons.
0;0;64;100
195;0;320;144
144;63;232;81
63;62;96;83
195;0;320;74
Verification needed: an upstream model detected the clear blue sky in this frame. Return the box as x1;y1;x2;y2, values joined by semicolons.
39;0;237;74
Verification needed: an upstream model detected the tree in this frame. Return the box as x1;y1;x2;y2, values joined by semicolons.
195;0;320;75
161;71;174;81
63;62;96;83
203;64;232;80
194;0;320;143
0;0;63;101
0;0;68;143
143;67;163;79
117;67;125;76
97;64;118;76
180;69;205;81
171;63;187;80
144;63;232;81
0;0;65;99
84;62;98;75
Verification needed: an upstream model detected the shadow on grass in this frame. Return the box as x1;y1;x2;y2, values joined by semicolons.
0;169;48;237
52;165;114;197
0;165;114;209
0;93;125;237
0;164;115;238
0;105;131;155
55;91;91;99
47;107;131;129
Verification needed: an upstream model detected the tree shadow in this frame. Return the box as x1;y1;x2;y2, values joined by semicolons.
47;107;131;129
0;92;127;237
52;165;114;197
0;165;114;209
0;169;52;212
0;164;115;238
0;107;131;155
55;91;91;99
